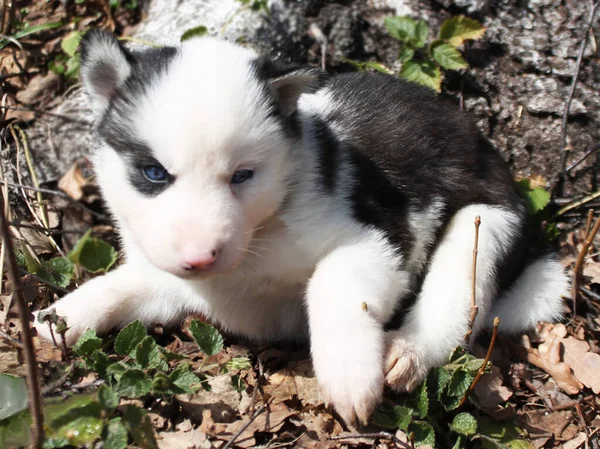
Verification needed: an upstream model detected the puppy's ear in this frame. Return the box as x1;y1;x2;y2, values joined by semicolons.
79;28;133;118
254;56;328;117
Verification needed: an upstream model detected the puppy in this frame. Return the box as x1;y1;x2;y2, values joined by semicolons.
34;29;568;425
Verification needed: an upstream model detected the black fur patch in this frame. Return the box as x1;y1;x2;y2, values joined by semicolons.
312;119;339;193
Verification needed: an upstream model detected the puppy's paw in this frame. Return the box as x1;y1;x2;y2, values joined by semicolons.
319;362;383;427
384;332;430;393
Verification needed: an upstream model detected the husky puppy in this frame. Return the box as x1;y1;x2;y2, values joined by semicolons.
34;29;567;425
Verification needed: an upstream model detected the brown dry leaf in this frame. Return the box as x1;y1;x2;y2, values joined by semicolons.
34;336;63;363
58;158;97;202
219;403;296;448
177;374;240;424
198;409;228;435
474;365;513;409
15;72;60;105
157;419;210;449
0;338;25;376
0;294;12;324
562;336;600;394
583;261;600;284
264;360;323;406
563;432;587;449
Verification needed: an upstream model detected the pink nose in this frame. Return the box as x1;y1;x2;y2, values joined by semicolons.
182;249;219;271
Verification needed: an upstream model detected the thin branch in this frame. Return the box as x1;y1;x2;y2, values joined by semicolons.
580;286;600;302
459;316;500;407
554;0;600;193
0;105;92;125
0;195;44;448
571;217;600;314
584;209;595;239
0;180;108;219
0;329;24;348
555;190;600;217
465;216;481;344
20;269;70;295
221;404;267;449
566;143;600;174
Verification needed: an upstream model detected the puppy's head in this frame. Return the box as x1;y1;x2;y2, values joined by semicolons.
80;29;327;277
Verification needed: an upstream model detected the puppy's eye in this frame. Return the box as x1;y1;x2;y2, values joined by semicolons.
231;169;254;184
143;165;169;183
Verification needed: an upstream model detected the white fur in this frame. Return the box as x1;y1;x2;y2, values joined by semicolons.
406;199;445;275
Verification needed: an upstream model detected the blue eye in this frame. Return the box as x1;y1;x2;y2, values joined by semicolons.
143;165;169;183
231;169;254;184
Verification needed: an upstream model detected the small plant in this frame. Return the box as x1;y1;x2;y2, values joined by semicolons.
0;318;245;448
385;15;485;91
49;30;83;81
371;348;530;448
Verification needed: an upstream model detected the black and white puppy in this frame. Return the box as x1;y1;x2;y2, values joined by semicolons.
35;29;567;425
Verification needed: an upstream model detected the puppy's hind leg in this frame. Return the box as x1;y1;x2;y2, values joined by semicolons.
385;204;524;392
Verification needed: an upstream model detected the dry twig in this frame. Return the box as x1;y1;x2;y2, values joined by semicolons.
556;191;600;217
459;316;500;407
465;216;481;344
222;404;267;449
571;216;600;314
0;195;44;448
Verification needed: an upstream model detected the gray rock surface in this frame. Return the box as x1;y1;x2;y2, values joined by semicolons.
17;0;600;197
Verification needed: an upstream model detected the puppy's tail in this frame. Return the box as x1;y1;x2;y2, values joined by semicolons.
487;255;569;333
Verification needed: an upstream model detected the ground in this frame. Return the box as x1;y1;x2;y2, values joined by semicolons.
0;1;600;448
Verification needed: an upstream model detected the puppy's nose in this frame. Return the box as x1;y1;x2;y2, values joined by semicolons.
182;248;219;271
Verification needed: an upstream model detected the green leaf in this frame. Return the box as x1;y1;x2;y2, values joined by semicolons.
393;406;414;431
439;16;486;47
121;405;159;449
73;329;103;357
68;230;118;273
226;357;252;371
90;349;112;376
0;409;32;448
384;16;417;43
400;59;441;92
517;180;550;215
98;385;119;410
106;362;129;382
189;320;224;356
135;336;158;369
417;381;429;419
370;404;413;430
45;401;104;448
412;20;429;48
0;374;27;420
432;43;468;70
115;370;152;398
447;368;473;397
430;366;453;398
0;21;63;49
114;320;147;357
507;440;535;449
409;421;435;447
450;412;478;436
181;25;208;42
151;372;171;392
37;257;74;288
103;418;128;449
453;435;465;449
168;363;201;394
61;31;82;57
64;56;80;80
398;46;415;63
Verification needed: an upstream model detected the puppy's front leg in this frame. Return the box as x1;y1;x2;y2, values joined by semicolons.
33;263;190;346
306;236;409;426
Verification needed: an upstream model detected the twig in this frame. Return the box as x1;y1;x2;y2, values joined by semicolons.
0;329;24;348
555;191;600;217
308;23;328;70
20;269;70;295
571;216;600;314
465;216;481;344
584;209;595;239
566;143;600;174
221;404;267;449
0;180;108;219
459;316;500;407
580;286;600;302
0;195;44;448
554;0;600;193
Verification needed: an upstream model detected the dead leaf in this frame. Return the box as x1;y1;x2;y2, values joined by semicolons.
58;158;97;202
562;336;600;394
0;294;12;325
178;374;240;424
220;404;296;449
583;261;600;284
264;360;323;406
563;432;587;449
474;365;513;409
198;409;227;435
16;72;60;105
157;419;210;449
0;338;25;376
